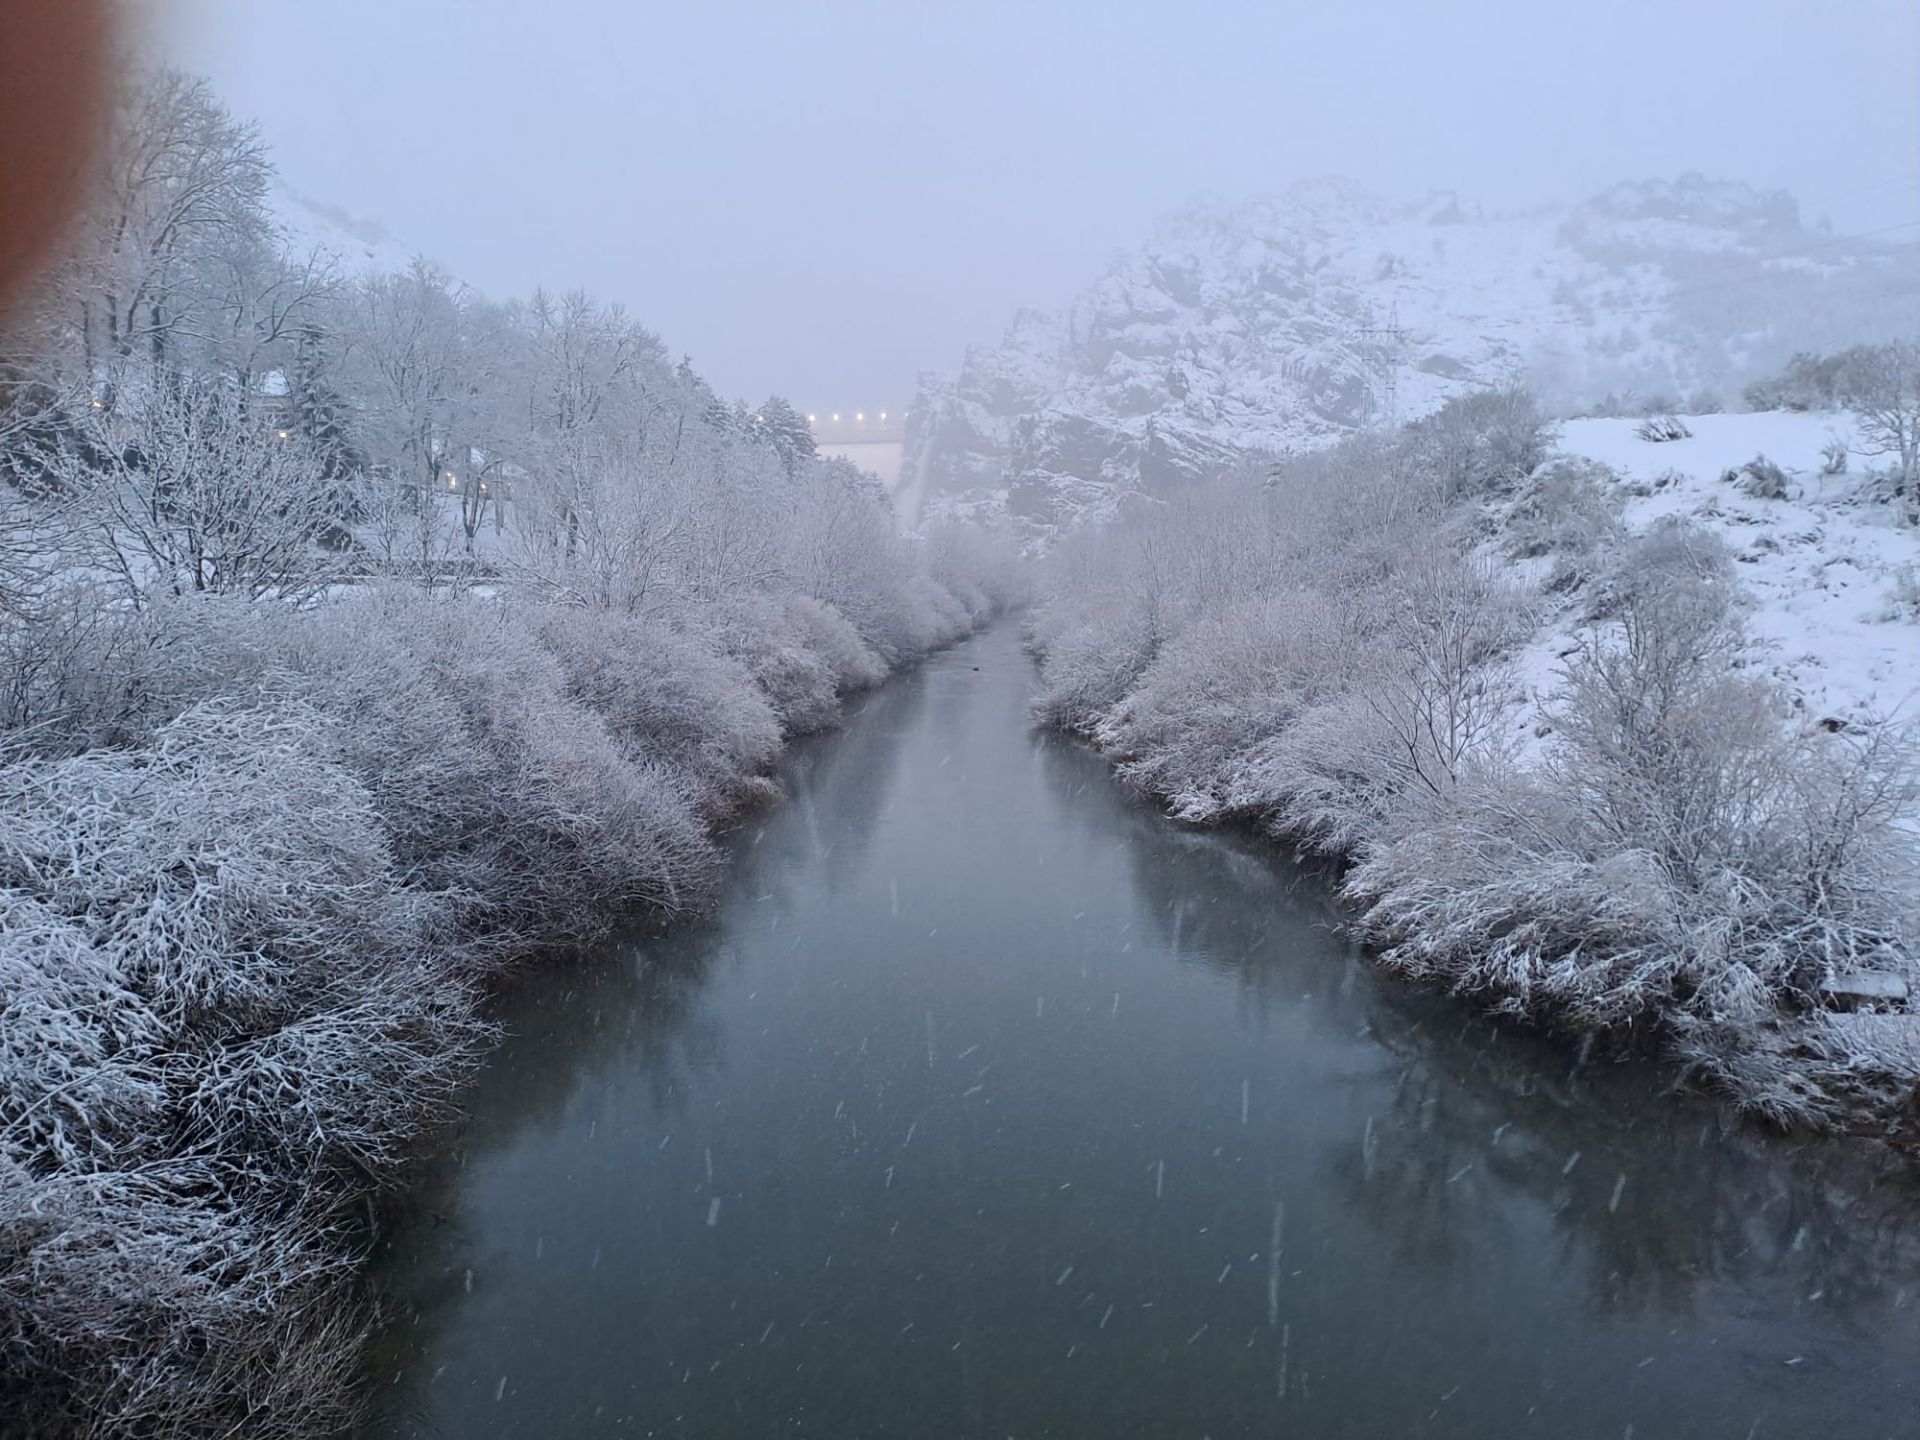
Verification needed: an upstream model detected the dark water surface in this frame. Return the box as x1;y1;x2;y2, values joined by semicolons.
362;626;1919;1439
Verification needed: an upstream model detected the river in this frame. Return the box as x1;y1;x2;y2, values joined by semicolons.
359;625;1919;1439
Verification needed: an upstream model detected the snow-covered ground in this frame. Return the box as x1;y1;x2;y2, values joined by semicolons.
1504;411;1917;749
270;178;425;274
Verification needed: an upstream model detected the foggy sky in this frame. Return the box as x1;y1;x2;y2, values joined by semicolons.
159;0;1920;411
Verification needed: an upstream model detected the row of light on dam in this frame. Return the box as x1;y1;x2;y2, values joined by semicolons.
800;410;906;426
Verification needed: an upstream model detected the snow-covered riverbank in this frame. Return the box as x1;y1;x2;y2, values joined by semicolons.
1028;394;1918;1135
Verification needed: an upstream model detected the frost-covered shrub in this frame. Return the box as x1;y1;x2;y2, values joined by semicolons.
1732;453;1790;499
1585;517;1737;624
1742;351;1846;412
785;595;888;693
1820;436;1850;476
922;521;1029;622
526;603;781;817
1098;592;1348;822
1029;602;1161;733
785;482;929;665
397;601;721;943
1347;549;1920;1121
694;591;895;736
0;1160;369;1440
689;593;841;735
1634;414;1691;442
1400;387;1556;501
1503;458;1625;560
1270;559;1526;851
0;700;484;1437
1886;564;1920;623
0;894;165;1170
180;964;489;1181
248;597;499;904
1675;1011;1920;1128
0;701;422;1025
903;573;973;651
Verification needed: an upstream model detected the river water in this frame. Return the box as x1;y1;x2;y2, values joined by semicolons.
360;626;1919;1439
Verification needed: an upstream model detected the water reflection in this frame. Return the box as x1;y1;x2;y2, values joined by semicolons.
359;628;1917;1440
1068;728;1920;1341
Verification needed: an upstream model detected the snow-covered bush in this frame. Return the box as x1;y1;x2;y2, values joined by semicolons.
1634;414;1691;442
0;579;151;749
922;520;1030;623
688;593;840;736
1400;387;1556;501
1503;457;1625;561
1730;453;1790;499
1348;545;1919;1117
396;600;722;943
1270;558;1525;852
784;595;889;694
526;603;781;817
1834;341;1920;503
1029;602;1161;733
1585;516;1738;623
0;701;423;1024
0;700;483;1438
1098;592;1347;822
690;592;896;736
1742;351;1846;412
0;1160;367;1440
1887;564;1920;623
1676;1011;1920;1128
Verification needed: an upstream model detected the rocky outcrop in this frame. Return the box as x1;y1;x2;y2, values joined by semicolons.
906;175;1919;543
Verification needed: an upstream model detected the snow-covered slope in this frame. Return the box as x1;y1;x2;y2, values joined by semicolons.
1507;411;1917;743
270;179;425;275
909;176;1919;537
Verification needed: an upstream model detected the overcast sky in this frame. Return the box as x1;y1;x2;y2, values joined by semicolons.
156;0;1920;411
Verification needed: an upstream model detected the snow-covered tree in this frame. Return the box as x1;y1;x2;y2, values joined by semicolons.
1837;341;1920;500
753;394;816;475
49;369;340;603
67;70;273;388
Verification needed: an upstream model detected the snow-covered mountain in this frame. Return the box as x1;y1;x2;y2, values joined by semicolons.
905;175;1919;536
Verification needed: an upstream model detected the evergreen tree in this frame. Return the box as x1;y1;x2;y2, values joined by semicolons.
678;354;736;437
292;322;366;514
756;394;816;476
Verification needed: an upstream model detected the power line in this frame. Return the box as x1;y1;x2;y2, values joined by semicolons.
1356;300;1408;429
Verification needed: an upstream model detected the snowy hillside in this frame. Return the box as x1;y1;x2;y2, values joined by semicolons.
1504;412;1917;758
907;176;1920;536
269;178;425;274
